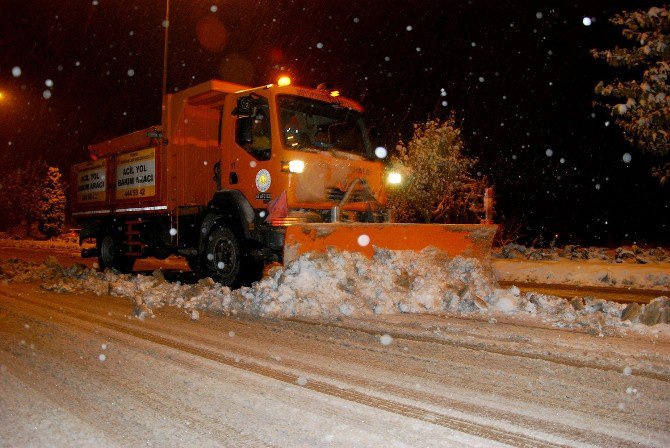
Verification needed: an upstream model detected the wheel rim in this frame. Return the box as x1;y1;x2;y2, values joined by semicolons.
214;238;237;277
100;236;115;266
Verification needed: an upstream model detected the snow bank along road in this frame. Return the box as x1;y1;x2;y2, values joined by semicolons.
2;244;668;305
1;280;669;447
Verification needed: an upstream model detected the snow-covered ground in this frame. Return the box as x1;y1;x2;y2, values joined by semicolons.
2;281;670;447
0;235;92;252
1;246;670;446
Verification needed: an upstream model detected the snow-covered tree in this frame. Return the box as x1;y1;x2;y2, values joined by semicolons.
37;167;67;238
592;6;670;183
388;116;485;223
0;160;47;236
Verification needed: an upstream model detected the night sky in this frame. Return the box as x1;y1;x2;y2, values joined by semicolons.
1;0;667;245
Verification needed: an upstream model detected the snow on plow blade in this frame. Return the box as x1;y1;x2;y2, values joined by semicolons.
283;223;497;264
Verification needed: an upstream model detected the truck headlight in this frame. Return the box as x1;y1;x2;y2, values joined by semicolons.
282;160;305;173
387;172;402;185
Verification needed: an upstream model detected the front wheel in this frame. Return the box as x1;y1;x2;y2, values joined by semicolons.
205;226;240;286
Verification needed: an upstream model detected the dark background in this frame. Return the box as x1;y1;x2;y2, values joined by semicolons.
0;0;667;245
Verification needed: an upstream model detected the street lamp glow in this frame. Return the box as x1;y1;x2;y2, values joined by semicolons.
277;76;291;87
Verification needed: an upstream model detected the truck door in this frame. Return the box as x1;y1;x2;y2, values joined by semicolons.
227;94;273;207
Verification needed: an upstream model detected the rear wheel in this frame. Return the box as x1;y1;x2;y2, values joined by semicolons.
97;234;135;273
205;226;240;286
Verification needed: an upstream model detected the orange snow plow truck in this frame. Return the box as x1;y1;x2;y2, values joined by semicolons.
71;78;496;286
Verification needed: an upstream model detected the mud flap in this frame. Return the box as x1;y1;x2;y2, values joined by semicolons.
283;223;497;264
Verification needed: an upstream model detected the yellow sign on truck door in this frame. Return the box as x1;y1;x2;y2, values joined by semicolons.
116;147;156;199
76;159;107;203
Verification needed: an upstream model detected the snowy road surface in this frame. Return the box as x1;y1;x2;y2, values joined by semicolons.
1;279;669;447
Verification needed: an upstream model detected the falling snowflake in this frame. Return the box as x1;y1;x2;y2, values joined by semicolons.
296;376;308;386
536;12;543;19
127;69;135;76
380;334;393;345
169;228;177;236
357;234;370;247
622;153;632;163
210;5;218;12
217;261;225;269
374;146;388;158
478;76;485;82
406;25;413;31
42;90;52;99
545;149;553;157
583;17;592;26
316;42;324;49
98;354;107;362
45;79;53;87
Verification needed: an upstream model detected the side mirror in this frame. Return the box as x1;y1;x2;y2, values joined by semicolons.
234;96;254;116
233;95;264;117
236;117;253;145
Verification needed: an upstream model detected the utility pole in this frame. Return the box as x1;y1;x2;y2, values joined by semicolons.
161;0;171;111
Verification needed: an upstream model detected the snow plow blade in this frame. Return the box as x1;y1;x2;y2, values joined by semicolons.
283;223;497;264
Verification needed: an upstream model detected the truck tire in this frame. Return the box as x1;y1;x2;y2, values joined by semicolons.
97;234;135;273
205;226;240;286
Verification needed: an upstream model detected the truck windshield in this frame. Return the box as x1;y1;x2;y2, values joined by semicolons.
278;95;372;157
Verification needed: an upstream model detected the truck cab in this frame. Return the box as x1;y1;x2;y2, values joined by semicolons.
72;78;393;286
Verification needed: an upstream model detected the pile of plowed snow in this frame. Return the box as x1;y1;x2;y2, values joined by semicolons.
1;250;668;331
496;243;669;264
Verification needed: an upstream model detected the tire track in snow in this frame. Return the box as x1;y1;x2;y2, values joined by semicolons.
0;295;275;448
284;316;670;383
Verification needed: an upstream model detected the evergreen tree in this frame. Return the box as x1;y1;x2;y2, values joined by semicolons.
0;159;47;236
592;6;670;183
38;167;67;238
388;116;486;223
